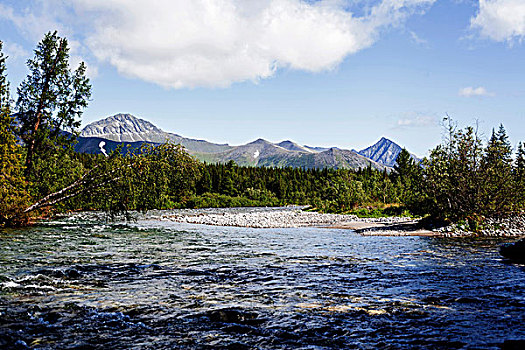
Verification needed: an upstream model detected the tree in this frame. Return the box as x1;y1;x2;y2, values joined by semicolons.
393;148;421;206
0;42;30;226
16;31;91;178
416;118;524;225
514;142;525;206
481;125;514;216
517;143;525;179
419;120;485;221
24;143;201;216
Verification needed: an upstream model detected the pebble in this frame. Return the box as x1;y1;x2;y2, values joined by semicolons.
161;208;411;229
436;215;525;238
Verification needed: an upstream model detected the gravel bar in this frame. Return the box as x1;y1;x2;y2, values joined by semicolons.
159;207;412;229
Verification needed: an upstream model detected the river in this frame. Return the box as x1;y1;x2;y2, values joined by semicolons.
1;210;524;349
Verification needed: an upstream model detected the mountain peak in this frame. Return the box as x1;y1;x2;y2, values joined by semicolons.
80;113;165;142
249;138;272;145
358;137;402;167
97;113;152;126
276;140;315;153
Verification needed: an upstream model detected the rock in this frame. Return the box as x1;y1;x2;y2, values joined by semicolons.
161;207;411;229
499;239;525;263
206;308;261;325
501;339;525;350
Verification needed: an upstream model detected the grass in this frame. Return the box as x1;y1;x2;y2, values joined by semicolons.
344;204;415;218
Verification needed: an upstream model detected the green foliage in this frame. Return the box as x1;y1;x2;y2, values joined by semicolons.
72;143;201;215
0;31;92;224
415;121;485;220
481;125;515;216
0;42;31;227
184;192;278;209
16;31;91;180
62;120;525;225
515;142;525;206
191;162;402;212
392;148;422;208
347;206;413;218
409;119;524;222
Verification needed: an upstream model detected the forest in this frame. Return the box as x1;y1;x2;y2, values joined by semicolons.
1;33;525;229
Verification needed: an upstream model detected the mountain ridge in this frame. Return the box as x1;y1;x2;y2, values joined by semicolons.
80;113;232;154
76;113;409;171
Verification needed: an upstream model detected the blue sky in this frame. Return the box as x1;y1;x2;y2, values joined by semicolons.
1;0;524;156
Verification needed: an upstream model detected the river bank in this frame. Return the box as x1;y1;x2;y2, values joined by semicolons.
158;206;415;230
155;207;435;236
155;207;525;237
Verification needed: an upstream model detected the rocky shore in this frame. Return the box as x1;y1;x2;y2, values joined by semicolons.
159;207;428;235
162;209;353;228
158;207;525;238
435;215;525;238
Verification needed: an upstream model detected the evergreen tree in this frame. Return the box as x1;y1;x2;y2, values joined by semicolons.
16;31;91;178
393;148;421;206
0;42;30;226
516;142;525;181
514;142;525;206
482;125;514;216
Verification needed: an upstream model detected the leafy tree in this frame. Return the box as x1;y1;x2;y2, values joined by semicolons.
16;31;91;179
415;119;524;225
25;143;202;216
419;120;484;221
0;42;30;226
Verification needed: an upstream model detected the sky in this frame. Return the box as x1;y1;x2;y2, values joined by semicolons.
1;0;525;157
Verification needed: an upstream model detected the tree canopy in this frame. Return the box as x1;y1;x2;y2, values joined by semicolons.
0;41;30;227
16;31;91;178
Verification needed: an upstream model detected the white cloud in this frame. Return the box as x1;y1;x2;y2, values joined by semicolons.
3;42;29;61
1;0;436;88
396;115;437;127
409;30;428;45
471;0;525;43
459;86;495;97
0;1;98;80
69;55;99;79
0;1;70;42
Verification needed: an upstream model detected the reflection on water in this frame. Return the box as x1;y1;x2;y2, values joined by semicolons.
1;211;524;349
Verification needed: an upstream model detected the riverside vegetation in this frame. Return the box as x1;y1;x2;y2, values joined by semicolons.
1;33;525;233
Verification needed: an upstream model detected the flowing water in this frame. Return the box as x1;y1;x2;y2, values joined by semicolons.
1;210;524;349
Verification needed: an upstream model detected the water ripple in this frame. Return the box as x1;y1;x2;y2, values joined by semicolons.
0;211;524;349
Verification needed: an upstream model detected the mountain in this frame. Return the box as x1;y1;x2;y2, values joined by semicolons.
76;113;392;171
258;147;386;170
80;113;167;142
75;136;155;155
196;139;287;166
197;139;387;170
304;145;330;153
358;137;407;167
276;140;316;153
78;113;232;154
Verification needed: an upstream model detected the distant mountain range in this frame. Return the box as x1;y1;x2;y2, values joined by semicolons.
76;113;414;170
